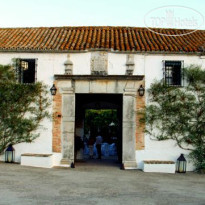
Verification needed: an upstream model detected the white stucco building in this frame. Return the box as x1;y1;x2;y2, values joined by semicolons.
0;26;204;171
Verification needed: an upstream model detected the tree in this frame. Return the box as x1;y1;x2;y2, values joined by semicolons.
142;65;205;171
85;109;118;131
0;64;50;154
84;109;118;142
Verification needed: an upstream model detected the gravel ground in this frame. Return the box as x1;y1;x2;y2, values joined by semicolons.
0;160;204;205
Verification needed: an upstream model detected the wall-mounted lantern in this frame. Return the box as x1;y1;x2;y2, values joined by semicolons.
50;84;57;96
5;144;15;163
138;85;145;96
64;54;73;75
176;154;187;173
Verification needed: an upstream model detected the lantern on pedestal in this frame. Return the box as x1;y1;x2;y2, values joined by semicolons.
5;145;15;163
176;154;187;173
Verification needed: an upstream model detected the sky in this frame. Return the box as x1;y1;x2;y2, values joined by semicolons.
0;0;204;29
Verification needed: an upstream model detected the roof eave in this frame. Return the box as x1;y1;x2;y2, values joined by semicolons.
0;49;202;56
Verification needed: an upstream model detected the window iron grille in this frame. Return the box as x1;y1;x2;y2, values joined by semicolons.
163;60;184;86
15;58;37;84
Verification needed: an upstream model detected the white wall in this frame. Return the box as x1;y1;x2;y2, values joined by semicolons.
137;54;205;171
0;52;92;164
108;53;145;75
144;54;205;89
0;51;204;169
0;53;60;163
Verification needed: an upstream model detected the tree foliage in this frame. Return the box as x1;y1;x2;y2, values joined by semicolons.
85;110;118;129
143;65;205;171
0;64;50;154
84;109;118;141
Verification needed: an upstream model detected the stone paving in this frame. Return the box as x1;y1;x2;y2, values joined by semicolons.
0;160;204;205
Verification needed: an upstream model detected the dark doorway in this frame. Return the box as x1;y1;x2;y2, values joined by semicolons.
75;94;123;166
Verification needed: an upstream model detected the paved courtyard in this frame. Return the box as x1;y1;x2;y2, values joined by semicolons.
0;161;204;205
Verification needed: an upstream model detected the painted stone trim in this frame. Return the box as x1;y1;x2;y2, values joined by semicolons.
123;92;137;169
61;92;75;162
136;81;145;150
126;54;135;75
91;51;108;75
52;81;62;153
64;54;73;75
52;78;145;166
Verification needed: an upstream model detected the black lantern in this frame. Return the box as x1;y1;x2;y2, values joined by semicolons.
138;85;145;96
5;145;15;163
176;154;187;173
71;162;75;168
50;84;57;96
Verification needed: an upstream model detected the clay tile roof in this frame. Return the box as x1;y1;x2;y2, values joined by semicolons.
0;26;204;53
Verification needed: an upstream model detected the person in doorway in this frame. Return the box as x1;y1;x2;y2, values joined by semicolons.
83;135;88;144
88;137;95;159
96;133;103;159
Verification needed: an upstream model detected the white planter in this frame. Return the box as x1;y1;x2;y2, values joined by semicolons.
21;153;53;168
143;160;175;174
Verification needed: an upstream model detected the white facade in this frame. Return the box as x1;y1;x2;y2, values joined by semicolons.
0;51;204;171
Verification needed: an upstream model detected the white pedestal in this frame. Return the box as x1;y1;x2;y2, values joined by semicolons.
21;154;53;168
143;161;176;174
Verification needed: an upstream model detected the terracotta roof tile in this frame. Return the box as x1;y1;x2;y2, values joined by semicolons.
61;29;71;50
91;28;97;48
114;28;120;51
0;26;204;53
85;28;92;49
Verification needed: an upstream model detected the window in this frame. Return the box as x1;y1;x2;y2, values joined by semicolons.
16;59;37;83
163;61;183;86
